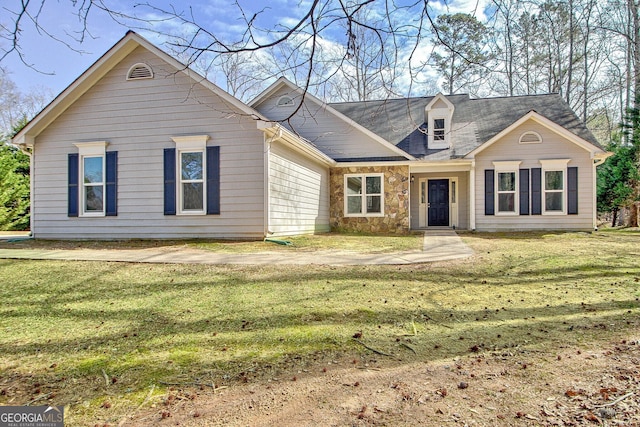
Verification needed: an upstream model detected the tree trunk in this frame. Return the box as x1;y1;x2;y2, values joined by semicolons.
612;209;618;227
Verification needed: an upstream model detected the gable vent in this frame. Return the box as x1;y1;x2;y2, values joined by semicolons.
127;63;153;80
519;131;542;144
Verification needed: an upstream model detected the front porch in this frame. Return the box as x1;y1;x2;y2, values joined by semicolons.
409;167;471;230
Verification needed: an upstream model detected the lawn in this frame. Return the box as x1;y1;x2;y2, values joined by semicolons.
0;231;638;425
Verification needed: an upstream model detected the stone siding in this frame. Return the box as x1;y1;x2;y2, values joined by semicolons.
330;165;410;233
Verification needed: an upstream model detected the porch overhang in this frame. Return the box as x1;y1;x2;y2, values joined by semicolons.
409;160;473;174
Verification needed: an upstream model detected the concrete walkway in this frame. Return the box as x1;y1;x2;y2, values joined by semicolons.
0;230;473;266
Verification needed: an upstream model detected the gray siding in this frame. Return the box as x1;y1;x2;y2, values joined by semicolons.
254;86;404;160
474;121;595;231
32;47;266;239
268;141;330;236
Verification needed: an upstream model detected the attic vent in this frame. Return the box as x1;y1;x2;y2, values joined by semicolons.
519;131;542;144
127;63;153;80
276;95;294;107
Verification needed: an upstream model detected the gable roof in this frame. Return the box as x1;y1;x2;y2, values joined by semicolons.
330;93;605;160
250;77;416;161
13;31;266;147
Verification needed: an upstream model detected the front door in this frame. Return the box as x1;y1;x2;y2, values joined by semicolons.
428;179;449;226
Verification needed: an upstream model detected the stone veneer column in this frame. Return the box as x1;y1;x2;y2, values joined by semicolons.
329;165;410;233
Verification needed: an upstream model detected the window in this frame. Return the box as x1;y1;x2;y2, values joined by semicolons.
170;136;210;215
71;141;112;217
544;170;564;212
497;172;516;213
345;174;383;216
82;156;105;215
433;118;445;141
540;159;569;214
493;161;521;215
180;151;205;212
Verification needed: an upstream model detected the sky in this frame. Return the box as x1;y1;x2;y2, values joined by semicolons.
1;0;490;100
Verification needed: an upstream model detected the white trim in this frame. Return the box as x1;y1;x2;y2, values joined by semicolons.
470;162;476;230
493;161;521;216
465;110;607;158
344;173;385;217
74;141;108;217
172;135;209;216
540;159;570;215
250;77;416;160
257;122;336;167
13;32;269;147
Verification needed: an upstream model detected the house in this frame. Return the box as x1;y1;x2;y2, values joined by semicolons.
12;32;611;239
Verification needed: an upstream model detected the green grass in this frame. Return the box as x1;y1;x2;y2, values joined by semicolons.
0;232;424;253
0;231;639;425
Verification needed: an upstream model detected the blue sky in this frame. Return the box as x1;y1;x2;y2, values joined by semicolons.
2;0;489;98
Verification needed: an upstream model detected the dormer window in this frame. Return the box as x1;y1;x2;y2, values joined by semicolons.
425;94;455;149
126;63;153;80
434;118;446;141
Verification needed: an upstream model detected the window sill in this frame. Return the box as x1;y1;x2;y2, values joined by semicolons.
344;213;385;218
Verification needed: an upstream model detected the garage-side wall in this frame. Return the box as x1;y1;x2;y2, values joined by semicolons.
268;140;330;236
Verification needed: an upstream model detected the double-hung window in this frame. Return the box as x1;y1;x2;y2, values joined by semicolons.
171;136;210;215
345;174;383;216
540;159;569;214
493;161;521;215
433;118;446;141
73;141;110;217
179;151;205;213
82;156;105;215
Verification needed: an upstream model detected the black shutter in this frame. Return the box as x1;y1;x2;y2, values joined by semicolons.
531;168;542;215
567;166;578;215
68;153;79;217
485;169;495;216
105;151;118;216
164;148;176;215
206;146;220;215
519;169;530;215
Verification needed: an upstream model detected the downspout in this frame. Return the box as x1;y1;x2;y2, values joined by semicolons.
263;128;283;238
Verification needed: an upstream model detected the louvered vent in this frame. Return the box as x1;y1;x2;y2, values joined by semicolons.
519;131;542;144
126;63;153;80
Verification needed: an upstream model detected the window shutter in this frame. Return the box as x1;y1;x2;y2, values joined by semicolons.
531;167;542;215
567;166;578;215
164;148;176;215
206;146;220;215
105;151;118;216
519;169;530;215
484;169;495;216
68;153;79;217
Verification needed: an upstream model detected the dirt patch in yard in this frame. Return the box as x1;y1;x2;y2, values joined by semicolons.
119;337;640;427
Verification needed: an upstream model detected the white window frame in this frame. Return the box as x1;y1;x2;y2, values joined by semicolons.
493;161;521;216
540;159;570;215
344;173;384;217
433;117;446;141
172;135;210;216
74;141;108;217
